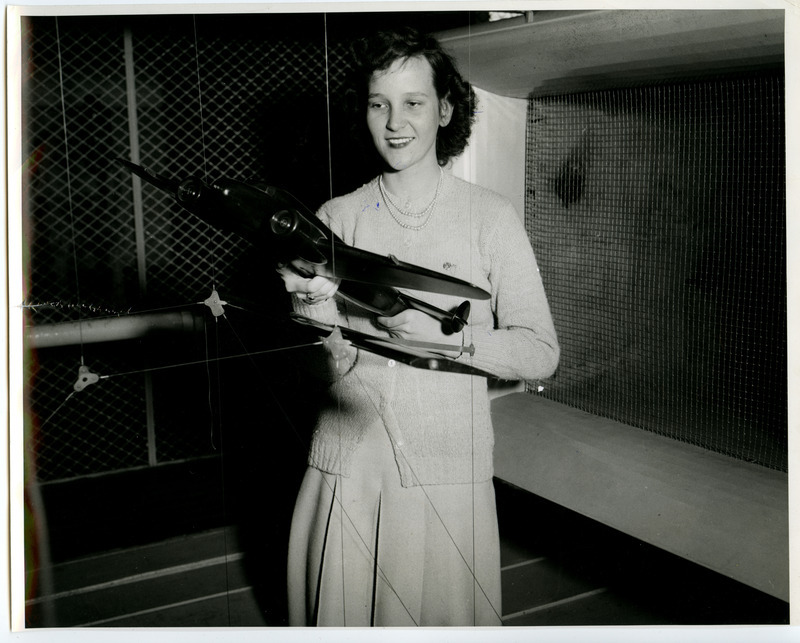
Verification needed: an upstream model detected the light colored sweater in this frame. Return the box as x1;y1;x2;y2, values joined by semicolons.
292;172;559;486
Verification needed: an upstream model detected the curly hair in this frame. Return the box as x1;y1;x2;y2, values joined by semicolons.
348;26;477;166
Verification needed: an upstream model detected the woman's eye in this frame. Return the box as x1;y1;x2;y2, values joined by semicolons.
369;102;387;110
406;101;421;109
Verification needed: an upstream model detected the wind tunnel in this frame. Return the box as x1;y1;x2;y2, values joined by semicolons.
11;8;788;629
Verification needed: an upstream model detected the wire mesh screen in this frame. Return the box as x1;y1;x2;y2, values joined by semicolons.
21;14;353;482
28;349;149;479
526;75;787;471
22;21;137;323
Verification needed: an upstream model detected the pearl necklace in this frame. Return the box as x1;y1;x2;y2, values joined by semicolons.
378;168;443;231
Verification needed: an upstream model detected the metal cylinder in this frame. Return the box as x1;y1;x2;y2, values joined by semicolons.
27;311;201;349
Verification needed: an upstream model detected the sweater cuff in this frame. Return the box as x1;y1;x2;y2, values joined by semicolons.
292;293;340;326
467;327;559;382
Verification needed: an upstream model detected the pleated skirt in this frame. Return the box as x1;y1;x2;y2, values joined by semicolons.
287;420;502;627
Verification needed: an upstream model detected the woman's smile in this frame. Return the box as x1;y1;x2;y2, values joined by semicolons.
386;136;414;147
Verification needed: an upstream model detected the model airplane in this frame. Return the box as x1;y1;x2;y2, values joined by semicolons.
118;159;487;330
118;159;491;376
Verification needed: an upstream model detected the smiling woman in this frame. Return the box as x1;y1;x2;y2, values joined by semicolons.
277;26;559;627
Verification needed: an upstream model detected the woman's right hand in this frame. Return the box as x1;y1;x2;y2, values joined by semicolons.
278;261;354;374
277;260;340;305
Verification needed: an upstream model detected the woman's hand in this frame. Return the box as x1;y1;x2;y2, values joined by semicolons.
376;309;452;345
277;260;340;305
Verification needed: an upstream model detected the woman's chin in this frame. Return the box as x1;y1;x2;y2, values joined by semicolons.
380;155;412;172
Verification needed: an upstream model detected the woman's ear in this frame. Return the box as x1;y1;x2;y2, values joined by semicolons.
439;98;453;127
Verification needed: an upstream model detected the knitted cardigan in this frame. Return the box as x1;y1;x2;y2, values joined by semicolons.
292;172;559;487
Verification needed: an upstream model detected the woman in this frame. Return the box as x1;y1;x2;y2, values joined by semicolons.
279;27;559;627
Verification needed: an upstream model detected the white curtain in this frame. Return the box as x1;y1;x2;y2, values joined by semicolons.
451;86;528;221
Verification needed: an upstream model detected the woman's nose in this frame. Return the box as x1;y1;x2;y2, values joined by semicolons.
386;108;405;131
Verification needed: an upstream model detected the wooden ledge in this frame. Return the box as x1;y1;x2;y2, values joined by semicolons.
491;393;788;601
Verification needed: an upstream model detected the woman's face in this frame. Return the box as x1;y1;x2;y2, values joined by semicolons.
366;55;452;173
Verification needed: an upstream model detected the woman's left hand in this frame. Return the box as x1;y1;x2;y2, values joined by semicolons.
375;309;451;345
